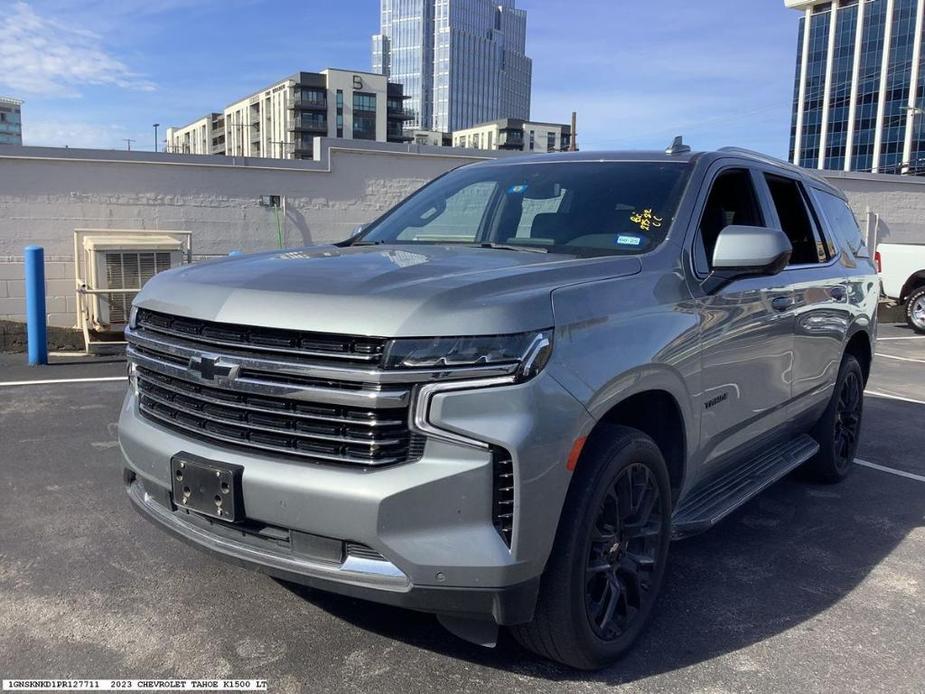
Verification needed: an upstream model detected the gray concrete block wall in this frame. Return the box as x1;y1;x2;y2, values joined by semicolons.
0;140;501;258
0;142;921;333
0;258;76;327
822;171;925;245
0;140;503;328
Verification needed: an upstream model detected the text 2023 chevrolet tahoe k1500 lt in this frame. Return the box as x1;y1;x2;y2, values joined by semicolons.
119;146;878;669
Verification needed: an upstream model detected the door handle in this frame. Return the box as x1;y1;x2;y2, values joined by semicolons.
771;296;794;312
830;286;847;302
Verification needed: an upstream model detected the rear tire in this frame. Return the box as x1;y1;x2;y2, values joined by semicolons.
905;286;925;334
511;426;672;670
803;354;864;483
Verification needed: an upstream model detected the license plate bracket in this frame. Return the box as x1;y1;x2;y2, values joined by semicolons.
170;453;244;522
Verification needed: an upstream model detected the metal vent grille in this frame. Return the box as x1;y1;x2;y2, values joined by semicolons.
105;252;171;324
344;542;386;561
492;451;515;547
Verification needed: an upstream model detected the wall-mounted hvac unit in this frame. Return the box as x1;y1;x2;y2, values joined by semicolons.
84;235;183;328
74;229;193;352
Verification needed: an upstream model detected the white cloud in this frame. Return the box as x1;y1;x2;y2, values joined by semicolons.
0;2;155;97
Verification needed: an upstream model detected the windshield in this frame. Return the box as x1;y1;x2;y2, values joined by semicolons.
355;161;692;255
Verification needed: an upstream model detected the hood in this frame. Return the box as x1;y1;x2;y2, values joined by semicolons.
136;244;641;337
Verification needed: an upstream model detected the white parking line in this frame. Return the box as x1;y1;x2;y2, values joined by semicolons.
865;389;925;406
877;336;925;341
855;458;925;483
875;353;925;364
0;376;127;387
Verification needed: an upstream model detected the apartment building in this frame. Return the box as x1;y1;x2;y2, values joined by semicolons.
166;69;412;160
165;113;225;155
0;97;23;146
451;118;571;152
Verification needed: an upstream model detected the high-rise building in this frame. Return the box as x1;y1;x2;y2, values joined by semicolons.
788;0;925;174
372;0;532;133
166;69;412;160
0;97;23;146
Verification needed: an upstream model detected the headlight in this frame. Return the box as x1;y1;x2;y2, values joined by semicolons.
382;330;553;379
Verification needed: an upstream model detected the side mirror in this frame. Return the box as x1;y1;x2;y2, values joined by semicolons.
704;225;792;293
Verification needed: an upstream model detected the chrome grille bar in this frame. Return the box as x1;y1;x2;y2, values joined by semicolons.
137;369;403;428
138;382;408;450
126;324;518;385
136;308;385;364
127;344;410;409
138;403;411;467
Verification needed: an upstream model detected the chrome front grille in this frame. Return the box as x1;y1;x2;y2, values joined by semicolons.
135;308;386;365
127;310;420;466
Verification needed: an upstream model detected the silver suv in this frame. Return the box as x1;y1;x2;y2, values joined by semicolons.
120;146;878;669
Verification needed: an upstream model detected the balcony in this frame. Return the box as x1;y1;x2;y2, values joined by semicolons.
498;131;524;150
292;119;328;133
387;108;415;121
293;98;328;111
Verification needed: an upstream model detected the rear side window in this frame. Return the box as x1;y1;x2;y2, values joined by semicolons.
764;175;828;265
812;189;865;255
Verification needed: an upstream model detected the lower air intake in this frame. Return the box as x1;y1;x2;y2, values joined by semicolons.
492;451;514;547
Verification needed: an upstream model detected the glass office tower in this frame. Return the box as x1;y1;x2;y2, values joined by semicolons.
788;0;925;174
0;97;23;146
372;0;532;133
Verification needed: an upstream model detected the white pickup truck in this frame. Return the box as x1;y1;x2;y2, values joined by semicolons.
877;242;925;332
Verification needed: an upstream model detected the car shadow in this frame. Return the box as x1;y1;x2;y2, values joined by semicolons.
277;467;924;683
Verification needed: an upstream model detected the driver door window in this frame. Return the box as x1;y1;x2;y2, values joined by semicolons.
695;169;764;273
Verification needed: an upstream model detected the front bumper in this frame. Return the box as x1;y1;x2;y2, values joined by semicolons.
119;371;592;624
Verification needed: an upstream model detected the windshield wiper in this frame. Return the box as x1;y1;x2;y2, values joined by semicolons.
476;242;549;254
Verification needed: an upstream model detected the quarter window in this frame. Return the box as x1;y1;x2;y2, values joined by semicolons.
812;189;865;255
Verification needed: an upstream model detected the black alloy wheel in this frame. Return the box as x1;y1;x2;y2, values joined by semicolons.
584;463;664;640
833;369;863;472
804;353;864;483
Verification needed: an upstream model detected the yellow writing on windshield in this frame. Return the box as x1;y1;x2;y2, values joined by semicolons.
630;209;663;232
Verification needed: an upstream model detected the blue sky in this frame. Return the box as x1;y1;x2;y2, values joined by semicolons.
0;0;799;157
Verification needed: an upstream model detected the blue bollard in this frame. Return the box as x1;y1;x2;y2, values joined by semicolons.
24;245;48;366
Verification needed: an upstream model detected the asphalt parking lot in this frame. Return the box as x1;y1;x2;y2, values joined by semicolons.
1;325;923;693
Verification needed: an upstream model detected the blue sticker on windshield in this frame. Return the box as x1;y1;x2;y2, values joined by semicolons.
508;184;528;194
616;234;643;246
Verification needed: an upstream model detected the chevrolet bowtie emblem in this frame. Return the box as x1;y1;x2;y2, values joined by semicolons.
188;355;239;382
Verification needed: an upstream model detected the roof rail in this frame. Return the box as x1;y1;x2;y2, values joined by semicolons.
716;146;832;186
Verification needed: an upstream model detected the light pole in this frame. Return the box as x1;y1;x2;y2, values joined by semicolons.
153;123;160;152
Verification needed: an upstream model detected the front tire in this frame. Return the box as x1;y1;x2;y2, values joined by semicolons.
511;426;672;670
905;286;925;334
804;354;864;483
